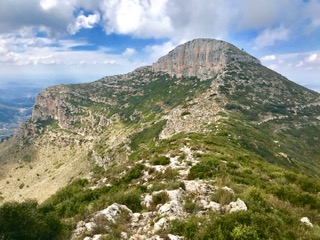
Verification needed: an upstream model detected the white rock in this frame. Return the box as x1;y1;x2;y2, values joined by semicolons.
158;200;184;215
97;203;132;223
84;237;92;240
142;194;153;208
85;222;97;233
120;231;129;239
132;212;141;223
168;234;184;240
92;234;102;240
166;189;185;201
300;217;313;227
183;180;214;195
153;216;177;233
72;220;86;237
204;201;221;213
224;198;247;213
153;217;168;233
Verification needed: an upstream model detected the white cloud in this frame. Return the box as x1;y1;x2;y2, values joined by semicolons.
144;41;176;63
306;53;318;62
68;12;100;34
100;0;173;38
40;0;58;11
261;55;276;61
122;48;136;57
253;26;289;49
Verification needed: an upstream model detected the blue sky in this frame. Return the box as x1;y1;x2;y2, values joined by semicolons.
0;0;320;92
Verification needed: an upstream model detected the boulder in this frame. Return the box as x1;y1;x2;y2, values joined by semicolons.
300;217;313;227
224;198;247;213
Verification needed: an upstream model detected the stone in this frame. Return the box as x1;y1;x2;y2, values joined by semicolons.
158;200;184;216
153;216;177;233
97;203;132;223
166;189;185;201
142;194;153;208
132;212;142;223
203;201;221;213
92;235;103;240
120;231;129;239
300;217;313;227
85;222;97;233
168;234;184;240
224;198;247;213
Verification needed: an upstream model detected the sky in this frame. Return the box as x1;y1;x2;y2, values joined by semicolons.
0;0;320;92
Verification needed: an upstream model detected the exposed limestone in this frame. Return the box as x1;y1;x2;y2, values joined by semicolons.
152;38;260;80
71;203;132;240
223;198;248;213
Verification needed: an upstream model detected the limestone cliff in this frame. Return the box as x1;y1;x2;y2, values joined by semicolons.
152;38;260;79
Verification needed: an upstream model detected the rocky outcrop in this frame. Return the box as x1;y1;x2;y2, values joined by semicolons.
152;38;260;79
32;86;67;123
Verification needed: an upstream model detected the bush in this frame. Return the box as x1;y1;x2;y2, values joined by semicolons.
0;200;64;240
116;189;142;212
152;191;170;208
151;156;170;165
122;164;145;183
188;157;220;179
211;188;235;205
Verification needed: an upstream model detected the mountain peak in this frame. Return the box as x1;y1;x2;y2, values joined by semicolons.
152;38;260;79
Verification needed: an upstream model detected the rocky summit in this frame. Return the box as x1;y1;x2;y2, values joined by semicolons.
1;39;320;240
152;39;260;79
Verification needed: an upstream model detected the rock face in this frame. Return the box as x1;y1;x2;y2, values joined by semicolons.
152;38;260;79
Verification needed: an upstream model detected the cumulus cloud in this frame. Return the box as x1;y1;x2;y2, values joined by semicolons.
100;0;173;38
68;12;100;34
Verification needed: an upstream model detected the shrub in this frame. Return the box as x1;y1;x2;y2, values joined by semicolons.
211;188;235;205
230;225;259;240
151;156;170;165
116;189;142;212
188;157;220;179
122;164;144;183
0;200;63;240
152;191;170;208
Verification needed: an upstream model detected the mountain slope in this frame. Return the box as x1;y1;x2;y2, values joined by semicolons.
0;39;320;239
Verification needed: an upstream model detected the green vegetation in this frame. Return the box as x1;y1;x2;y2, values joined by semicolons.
129;120;167;150
151;156;170;165
0;200;65;240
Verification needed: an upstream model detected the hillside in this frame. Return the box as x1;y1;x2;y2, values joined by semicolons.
0;39;320;239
